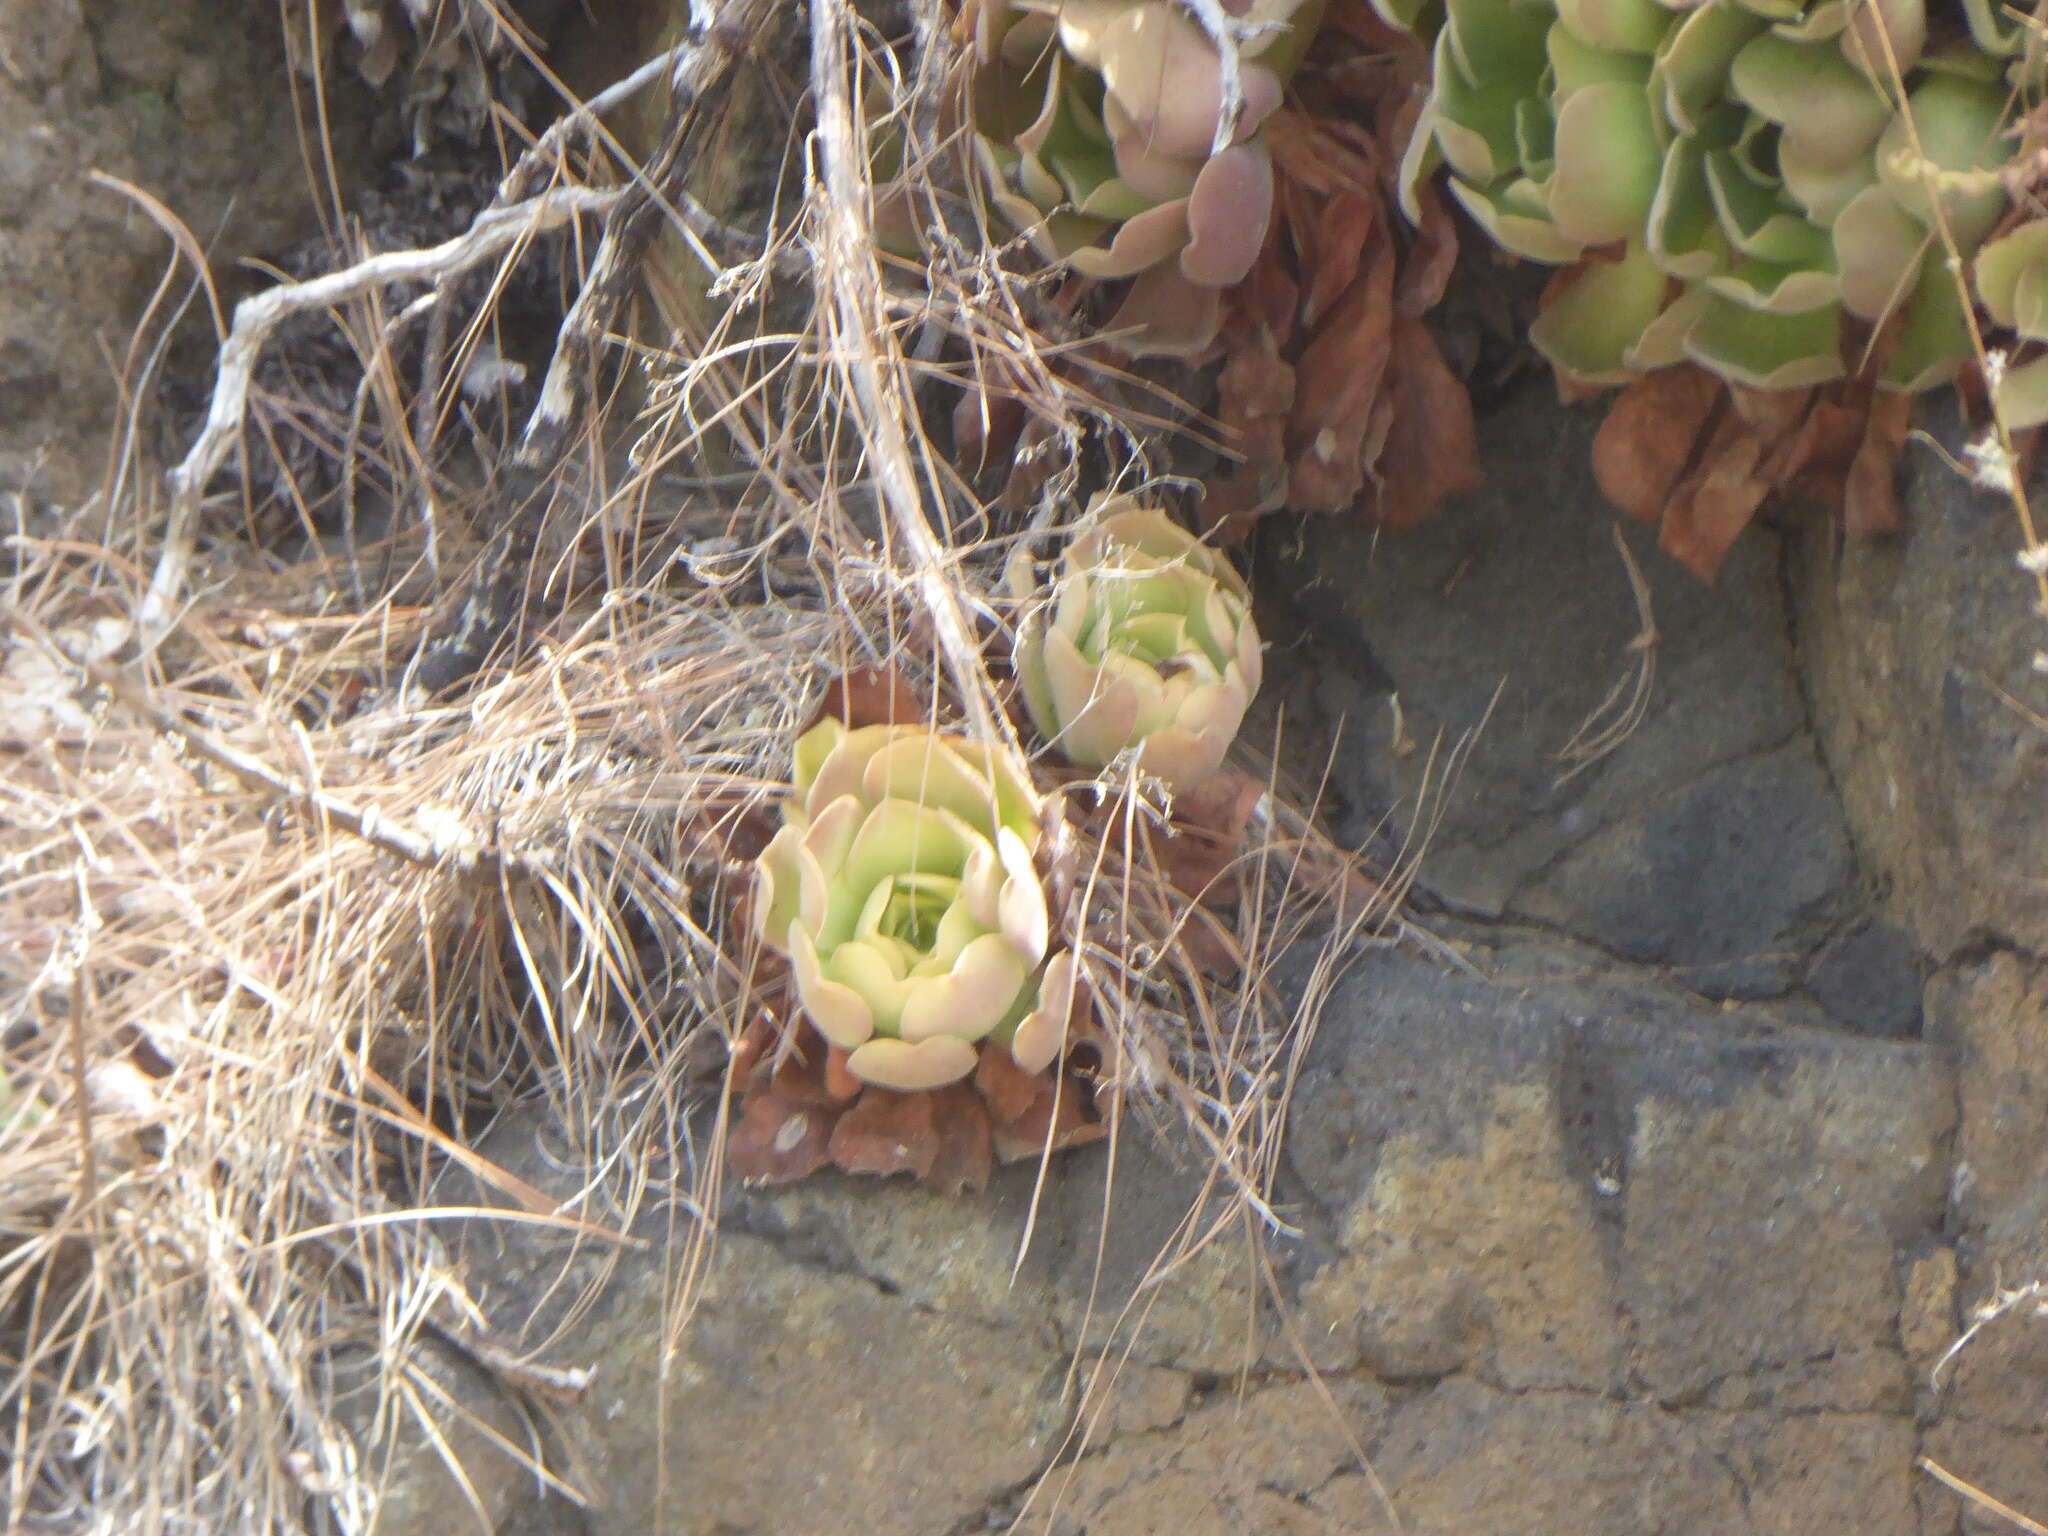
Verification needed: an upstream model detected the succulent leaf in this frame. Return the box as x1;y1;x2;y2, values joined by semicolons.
1684;293;1846;387
1976;223;2048;339
1395;0;2039;395
1014;498;1261;788
1529;242;1672;384
755;723;1061;1089
1881;252;1972;391
967;0;1323;356
1550;83;1664;245
1554;0;1670;54
1874;73;2011;248
1991;353;2048;430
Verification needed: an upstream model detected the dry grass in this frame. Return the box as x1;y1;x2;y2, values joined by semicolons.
0;1;1428;1530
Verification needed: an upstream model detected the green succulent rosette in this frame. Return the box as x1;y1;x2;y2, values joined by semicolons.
965;0;1326;354
753;722;1076;1091
1393;0;2045;395
1012;497;1264;787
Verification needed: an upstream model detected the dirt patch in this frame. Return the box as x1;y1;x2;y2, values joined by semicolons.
0;0;390;503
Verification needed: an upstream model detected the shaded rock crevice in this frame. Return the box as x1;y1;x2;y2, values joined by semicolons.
1261;380;1899;1022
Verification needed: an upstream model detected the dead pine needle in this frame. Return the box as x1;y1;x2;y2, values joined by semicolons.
1554;523;1658;786
1918;1457;2048;1536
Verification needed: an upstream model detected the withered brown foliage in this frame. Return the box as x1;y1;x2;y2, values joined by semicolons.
1590;363;1915;581
1202;0;1478;540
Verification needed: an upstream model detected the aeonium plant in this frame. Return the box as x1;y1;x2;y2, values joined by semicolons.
964;0;1327;355
751;719;1078;1091
1012;497;1263;788
1391;0;2036;394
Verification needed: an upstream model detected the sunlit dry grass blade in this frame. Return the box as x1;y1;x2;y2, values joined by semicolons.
1554;525;1657;787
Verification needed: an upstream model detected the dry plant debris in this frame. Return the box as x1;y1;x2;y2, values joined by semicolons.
1205;0;1479;537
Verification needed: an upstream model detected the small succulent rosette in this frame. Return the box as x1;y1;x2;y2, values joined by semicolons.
1394;0;2042;395
964;0;1325;355
752;721;1077;1091
1012;498;1263;788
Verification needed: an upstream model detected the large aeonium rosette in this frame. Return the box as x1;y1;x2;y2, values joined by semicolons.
752;721;1076;1092
1013;498;1263;787
1393;0;2042;394
965;0;1326;355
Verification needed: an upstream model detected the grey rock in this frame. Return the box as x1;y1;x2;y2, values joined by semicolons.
1280;933;1951;1408
1355;1379;1750;1534
1264;378;1852;997
372;1143;1076;1536
1806;921;1925;1038
360;925;1961;1531
1612;1026;1947;1409
1790;393;2048;959
1514;742;1854;996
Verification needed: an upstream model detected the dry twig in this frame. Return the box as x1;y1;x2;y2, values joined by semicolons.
141;184;620;642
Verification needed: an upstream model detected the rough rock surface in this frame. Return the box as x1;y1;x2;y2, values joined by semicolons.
354;381;2048;1535
1791;393;2048;962
372;930;1954;1535
1261;383;1873;1003
0;0;379;504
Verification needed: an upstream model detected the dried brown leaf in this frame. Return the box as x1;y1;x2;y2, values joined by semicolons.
827;1088;940;1181
1395;159;1460;316
823;1045;863;1103
1234;229;1302;344
990;1070;1107;1164
1201;341;1297;540
728;1012;782;1084
974;1040;1046;1124
1156;771;1265;901
924;1083;995;1196
1300;194;1378;330
1767;394;1862;491
1202;18;1467;539
1659;414;1771;582
768;1033;848;1109
1843;390;1911;536
680;794;779;871
1592;367;1723;526
1177;907;1248;979
810;665;933;731
729;1084;841;1185
1286;238;1397;513
954;389;1024;480
1366;312;1482;529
